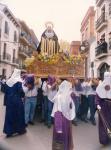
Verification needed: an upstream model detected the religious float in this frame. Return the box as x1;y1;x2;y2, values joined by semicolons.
24;22;85;79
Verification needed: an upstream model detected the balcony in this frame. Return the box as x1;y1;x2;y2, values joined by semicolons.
96;13;107;32
20;32;31;46
12;58;19;64
96;0;104;7
19;46;29;57
95;42;108;59
109;38;111;50
2;53;11;62
109;3;111;16
19;64;26;70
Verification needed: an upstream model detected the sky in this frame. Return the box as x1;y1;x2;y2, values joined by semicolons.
0;0;95;42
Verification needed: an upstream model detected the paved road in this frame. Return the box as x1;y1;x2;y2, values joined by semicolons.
0;92;111;150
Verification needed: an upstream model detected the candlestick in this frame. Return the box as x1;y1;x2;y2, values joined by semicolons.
44;39;46;53
41;38;43;53
57;43;59;53
50;40;52;55
53;41;55;55
47;39;49;55
49;40;51;56
46;39;49;55
51;40;53;55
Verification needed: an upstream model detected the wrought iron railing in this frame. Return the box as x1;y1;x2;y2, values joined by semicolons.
96;13;107;29
109;3;111;16
19;64;26;69
109;38;111;50
19;46;29;55
96;0;104;5
2;53;11;61
95;42;108;56
12;58;19;64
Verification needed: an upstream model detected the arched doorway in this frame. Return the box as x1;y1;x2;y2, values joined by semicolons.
98;63;110;80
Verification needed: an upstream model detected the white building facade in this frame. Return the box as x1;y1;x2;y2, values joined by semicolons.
94;0;111;79
0;3;20;78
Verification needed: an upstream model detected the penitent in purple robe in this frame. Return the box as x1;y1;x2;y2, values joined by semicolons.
95;95;111;145
53;111;73;150
3;82;26;136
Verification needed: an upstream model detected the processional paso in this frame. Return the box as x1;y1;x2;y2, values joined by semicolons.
25;22;85;79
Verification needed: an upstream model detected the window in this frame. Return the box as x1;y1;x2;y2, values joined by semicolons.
101;5;105;15
109;3;111;15
3;43;7;59
13;49;16;63
0;28;1;38
101;33;105;40
109;32;111;50
85;28;88;40
2;68;6;77
4;21;9;35
14;31;17;42
82;33;84;42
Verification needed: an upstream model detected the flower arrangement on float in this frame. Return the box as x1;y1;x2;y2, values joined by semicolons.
24;56;35;67
24;52;83;68
25;54;83;67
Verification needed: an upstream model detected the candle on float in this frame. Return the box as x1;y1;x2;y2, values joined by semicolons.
46;39;48;55
44;39;46;53
53;41;55;55
51;40;53;55
49;40;51;55
50;40;52;55
68;43;71;52
66;42;68;51
60;41;62;52
43;38;45;53
41;38;43;53
48;40;50;56
63;42;65;52
57;42;60;53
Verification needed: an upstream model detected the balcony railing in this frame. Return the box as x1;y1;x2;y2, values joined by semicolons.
19;46;29;57
96;0;104;6
0;28;1;38
109;38;111;50
96;13;107;31
109;3;111;16
20;32;31;46
12;58;19;64
19;64;26;70
95;42;108;58
2;53;11;61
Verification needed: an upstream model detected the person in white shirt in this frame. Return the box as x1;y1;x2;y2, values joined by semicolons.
43;76;57;128
23;75;41;126
79;79;89;122
72;78;83;126
41;80;48;125
87;79;98;125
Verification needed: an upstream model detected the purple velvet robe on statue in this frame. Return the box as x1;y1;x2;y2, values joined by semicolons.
95;95;111;145
53;111;73;150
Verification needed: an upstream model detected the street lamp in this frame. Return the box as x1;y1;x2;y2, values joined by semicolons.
80;45;86;51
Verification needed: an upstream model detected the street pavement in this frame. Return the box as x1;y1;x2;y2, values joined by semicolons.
0;92;111;150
